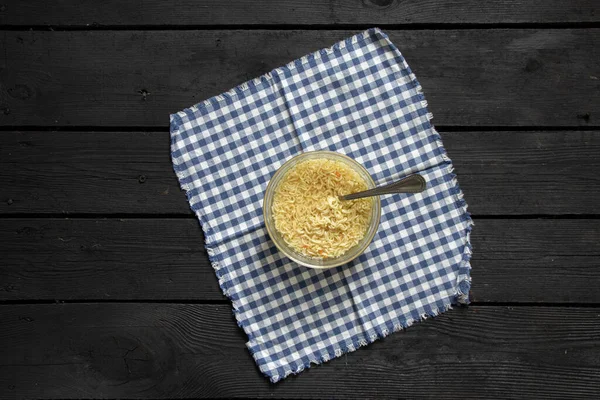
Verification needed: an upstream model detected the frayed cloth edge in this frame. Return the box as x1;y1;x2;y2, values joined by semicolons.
266;301;455;383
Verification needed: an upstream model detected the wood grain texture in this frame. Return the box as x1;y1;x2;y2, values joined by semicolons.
2;30;599;127
1;0;599;25
1;218;599;302
2;131;600;215
0;219;215;301
1;304;599;399
0;131;190;214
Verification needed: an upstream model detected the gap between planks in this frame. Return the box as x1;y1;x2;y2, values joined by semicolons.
1;214;600;219
1;300;600;307
2;126;600;132
2;22;600;31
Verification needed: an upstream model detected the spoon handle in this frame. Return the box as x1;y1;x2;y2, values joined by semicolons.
340;174;426;201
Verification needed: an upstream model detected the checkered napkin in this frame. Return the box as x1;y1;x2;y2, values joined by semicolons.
170;28;473;382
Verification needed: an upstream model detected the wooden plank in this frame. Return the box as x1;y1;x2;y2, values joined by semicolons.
2;29;599;127
444;130;600;215
1;218;599;303
0;219;216;301
0;131;190;215
1;304;599;398
1;0;599;25
2;131;599;215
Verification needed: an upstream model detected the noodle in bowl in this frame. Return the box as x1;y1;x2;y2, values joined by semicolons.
264;151;381;269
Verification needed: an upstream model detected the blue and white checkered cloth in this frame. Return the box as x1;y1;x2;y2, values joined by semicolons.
170;28;473;382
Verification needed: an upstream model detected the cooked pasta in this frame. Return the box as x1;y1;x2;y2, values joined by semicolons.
272;158;372;259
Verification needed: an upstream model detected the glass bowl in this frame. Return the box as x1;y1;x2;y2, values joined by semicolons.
263;150;381;269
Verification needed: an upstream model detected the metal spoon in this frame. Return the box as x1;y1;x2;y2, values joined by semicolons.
339;174;426;201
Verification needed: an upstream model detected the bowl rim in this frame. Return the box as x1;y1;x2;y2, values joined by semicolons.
263;150;382;269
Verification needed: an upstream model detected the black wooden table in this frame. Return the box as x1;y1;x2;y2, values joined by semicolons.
2;1;600;398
